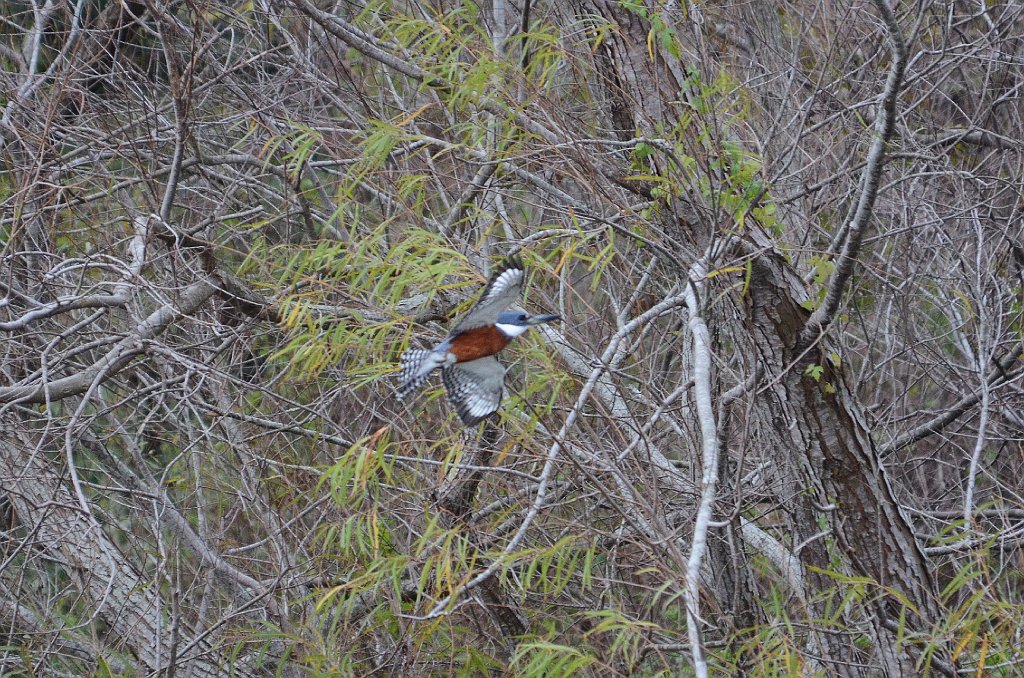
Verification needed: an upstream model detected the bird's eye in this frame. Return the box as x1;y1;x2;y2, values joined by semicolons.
519;313;529;322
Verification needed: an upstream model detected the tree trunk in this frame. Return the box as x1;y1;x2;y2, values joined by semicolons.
565;1;948;672
746;251;943;674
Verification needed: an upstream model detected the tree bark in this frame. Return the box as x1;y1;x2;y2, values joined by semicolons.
746;251;944;675
563;1;949;673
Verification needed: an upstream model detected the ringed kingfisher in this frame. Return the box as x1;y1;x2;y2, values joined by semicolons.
397;259;560;425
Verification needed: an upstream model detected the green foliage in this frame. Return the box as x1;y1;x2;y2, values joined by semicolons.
518;536;596;598
9;0;1022;674
320;429;394;510
616;0;683;61
921;528;1024;675
625;66;780;238
803;363;824;381
503;346;572;426
520;24;568;89
266;224;462;378
737;610;806;677
261;124;322;183
453;646;506;676
1010;290;1023;338
512;641;598;676
582;609;663;670
800;255;837;311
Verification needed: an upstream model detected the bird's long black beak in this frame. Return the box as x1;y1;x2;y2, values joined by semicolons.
527;312;561;325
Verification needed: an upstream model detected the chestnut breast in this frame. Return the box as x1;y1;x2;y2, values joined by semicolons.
448;325;511;362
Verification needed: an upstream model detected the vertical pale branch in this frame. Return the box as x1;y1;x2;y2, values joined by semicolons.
964;371;991;526
964;212;993;527
682;244;723;678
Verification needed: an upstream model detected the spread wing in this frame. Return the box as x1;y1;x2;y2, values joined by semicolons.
442;356;506;426
451;259;524;333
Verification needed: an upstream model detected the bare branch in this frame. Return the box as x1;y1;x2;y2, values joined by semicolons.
799;0;907;350
0;280;216;405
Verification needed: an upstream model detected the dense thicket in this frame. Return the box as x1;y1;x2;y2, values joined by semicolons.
2;0;1023;675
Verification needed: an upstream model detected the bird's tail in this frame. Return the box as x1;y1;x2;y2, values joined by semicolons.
397;349;445;400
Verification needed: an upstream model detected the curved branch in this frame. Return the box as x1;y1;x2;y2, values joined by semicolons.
0;280;216;405
0;294;128;332
798;0;907;350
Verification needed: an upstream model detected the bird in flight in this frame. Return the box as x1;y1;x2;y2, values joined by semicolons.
397;258;560;425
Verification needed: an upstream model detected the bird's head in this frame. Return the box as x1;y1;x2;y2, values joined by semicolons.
494;310;561;337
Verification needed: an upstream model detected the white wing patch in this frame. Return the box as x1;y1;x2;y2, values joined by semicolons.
397;348;446;400
480;268;523;304
441;357;506;426
454;263;525;332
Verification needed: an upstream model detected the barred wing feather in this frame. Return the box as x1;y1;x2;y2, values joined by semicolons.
441;356;506;425
398;348;436;400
